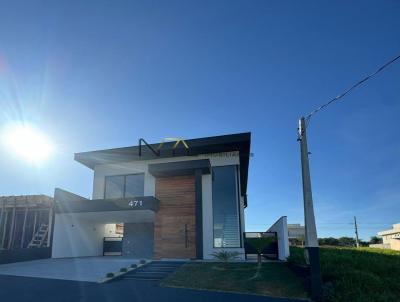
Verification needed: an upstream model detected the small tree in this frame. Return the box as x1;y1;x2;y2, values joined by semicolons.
246;237;276;279
338;237;356;247
370;236;383;244
359;240;369;247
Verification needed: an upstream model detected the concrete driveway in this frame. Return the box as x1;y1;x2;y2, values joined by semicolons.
0;257;139;282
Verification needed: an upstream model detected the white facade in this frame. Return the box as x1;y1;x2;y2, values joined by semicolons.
52;210;154;258
52;152;246;259
378;223;400;244
372;223;400;251
267;216;290;260
52;214;105;258
288;224;305;239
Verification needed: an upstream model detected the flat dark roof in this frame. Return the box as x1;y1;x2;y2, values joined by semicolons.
75;132;251;199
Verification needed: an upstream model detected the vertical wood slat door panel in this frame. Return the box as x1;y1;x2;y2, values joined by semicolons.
154;175;196;259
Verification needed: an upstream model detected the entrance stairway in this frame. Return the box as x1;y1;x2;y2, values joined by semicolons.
121;261;185;281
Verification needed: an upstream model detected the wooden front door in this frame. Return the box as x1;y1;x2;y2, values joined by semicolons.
154;175;196;259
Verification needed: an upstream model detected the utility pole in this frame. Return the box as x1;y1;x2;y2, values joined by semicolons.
298;117;322;301
354;216;360;248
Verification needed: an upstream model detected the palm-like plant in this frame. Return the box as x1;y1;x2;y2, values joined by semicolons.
211;250;240;263
246;237;276;279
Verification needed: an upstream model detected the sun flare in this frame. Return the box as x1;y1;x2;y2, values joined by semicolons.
1;124;54;164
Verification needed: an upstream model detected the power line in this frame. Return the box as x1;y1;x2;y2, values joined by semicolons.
247;222;391;226
306;53;400;125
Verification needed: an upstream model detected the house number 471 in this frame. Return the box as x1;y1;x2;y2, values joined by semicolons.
128;200;143;207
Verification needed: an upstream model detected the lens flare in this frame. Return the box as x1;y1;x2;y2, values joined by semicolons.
1;124;54;164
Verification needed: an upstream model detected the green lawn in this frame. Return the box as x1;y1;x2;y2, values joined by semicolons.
289;246;400;302
161;262;309;299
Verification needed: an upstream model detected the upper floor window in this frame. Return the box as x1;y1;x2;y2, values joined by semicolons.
104;174;145;199
212;165;241;248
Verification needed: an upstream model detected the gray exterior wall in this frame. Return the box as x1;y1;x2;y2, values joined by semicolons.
122;223;154;258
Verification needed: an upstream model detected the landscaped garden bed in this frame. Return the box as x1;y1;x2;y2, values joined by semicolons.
161;262;309;300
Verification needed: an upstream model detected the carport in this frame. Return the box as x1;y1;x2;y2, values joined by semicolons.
52;189;159;259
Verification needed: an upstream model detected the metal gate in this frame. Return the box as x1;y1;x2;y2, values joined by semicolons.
243;232;278;260
103;237;123;256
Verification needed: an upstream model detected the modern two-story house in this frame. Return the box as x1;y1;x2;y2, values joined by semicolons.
51;133;251;260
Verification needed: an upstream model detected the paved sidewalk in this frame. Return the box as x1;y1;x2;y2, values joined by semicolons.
0;257;139;282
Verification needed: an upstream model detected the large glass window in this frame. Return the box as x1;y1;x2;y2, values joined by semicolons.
104;174;145;199
125;174;145;197
212;165;241;248
104;175;124;199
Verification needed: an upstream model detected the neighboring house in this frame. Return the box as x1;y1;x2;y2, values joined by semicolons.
287;223;305;246
371;223;400;251
52;133;251;260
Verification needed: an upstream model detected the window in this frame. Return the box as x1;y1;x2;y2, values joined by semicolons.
104;175;124;199
125;174;145;197
212;165;241;248
104;174;144;199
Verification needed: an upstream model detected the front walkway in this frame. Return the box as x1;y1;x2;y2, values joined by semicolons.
0;256;140;282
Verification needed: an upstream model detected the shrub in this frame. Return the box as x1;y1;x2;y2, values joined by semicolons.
370;236;383;244
120;267;128;272
130;264;138;268
288;246;307;265
106;272;114;278
211;250;240;262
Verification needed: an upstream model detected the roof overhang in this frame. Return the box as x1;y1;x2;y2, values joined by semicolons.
148;159;211;177
378;230;400;236
74;132;251;204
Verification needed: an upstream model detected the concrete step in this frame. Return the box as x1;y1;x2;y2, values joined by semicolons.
127;274;169;279
132;271;170;275
141;264;182;268
136;267;176;272
128;271;170;276
120;261;185;282
123;278;165;281
148;261;185;266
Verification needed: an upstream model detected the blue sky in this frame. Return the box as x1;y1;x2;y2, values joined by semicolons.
0;0;399;241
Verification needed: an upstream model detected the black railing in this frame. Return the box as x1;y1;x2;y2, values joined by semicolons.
103;237;123;256
138;138;160;157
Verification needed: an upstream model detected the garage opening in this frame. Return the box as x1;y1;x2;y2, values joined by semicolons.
103;223;154;258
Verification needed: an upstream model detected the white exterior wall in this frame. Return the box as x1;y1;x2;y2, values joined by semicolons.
104;224;123;237
91;152;246;260
52;214;105;258
268;216;290;261
52;211;153;258
288;224;305;239
378;224;400;245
